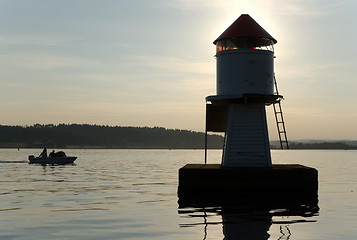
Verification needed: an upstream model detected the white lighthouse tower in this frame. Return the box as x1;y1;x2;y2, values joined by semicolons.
179;14;317;207
206;14;282;167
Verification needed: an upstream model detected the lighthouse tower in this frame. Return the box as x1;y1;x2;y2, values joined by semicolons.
206;14;281;167
178;14;318;207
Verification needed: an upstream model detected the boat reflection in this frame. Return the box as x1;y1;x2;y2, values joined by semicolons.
178;200;319;239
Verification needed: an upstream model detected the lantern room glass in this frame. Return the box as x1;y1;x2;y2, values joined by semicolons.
216;38;274;53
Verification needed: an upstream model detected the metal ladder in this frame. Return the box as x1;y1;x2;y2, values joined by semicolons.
273;74;289;149
221;131;227;163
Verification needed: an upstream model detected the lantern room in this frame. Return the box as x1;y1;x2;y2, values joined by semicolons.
215;37;275;52
214;14;277;97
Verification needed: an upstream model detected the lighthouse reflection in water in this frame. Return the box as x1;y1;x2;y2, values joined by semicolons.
179;205;318;240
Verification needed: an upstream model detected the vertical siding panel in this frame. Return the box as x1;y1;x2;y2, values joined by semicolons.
222;104;271;167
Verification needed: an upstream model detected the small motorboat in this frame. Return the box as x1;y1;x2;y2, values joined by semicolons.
28;155;77;165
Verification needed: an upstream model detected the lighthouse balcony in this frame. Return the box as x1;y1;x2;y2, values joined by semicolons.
206;93;283;106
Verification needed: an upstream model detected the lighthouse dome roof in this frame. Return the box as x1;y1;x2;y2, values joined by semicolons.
213;14;277;45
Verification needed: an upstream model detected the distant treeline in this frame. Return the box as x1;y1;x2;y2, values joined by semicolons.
1;124;356;149
0;124;224;149
288;141;357;150
271;141;357;150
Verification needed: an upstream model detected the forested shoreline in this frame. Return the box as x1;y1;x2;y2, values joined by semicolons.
270;141;357;150
1;124;356;149
0;124;224;149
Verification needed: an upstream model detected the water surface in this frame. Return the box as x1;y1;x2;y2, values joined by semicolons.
0;149;356;239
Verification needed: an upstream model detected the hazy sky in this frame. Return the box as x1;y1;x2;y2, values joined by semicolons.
1;0;356;140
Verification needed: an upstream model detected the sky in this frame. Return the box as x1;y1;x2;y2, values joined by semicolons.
1;0;356;140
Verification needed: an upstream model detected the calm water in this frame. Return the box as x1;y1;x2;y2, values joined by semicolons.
0;149;356;239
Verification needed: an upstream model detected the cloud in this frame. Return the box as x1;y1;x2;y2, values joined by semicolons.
162;0;241;10
0;52;100;70
162;0;339;18
125;55;215;76
0;33;78;47
256;0;350;18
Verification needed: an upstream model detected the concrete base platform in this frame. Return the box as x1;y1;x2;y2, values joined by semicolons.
178;164;318;208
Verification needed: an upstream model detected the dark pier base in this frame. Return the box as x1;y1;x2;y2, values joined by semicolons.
178;164;318;208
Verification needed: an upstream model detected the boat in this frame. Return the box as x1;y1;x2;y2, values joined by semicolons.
28;155;77;165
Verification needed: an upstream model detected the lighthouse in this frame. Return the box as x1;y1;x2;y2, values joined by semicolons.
205;14;281;167
178;14;318;208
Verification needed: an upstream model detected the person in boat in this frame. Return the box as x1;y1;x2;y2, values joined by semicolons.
49;150;56;157
56;151;67;157
39;147;47;158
